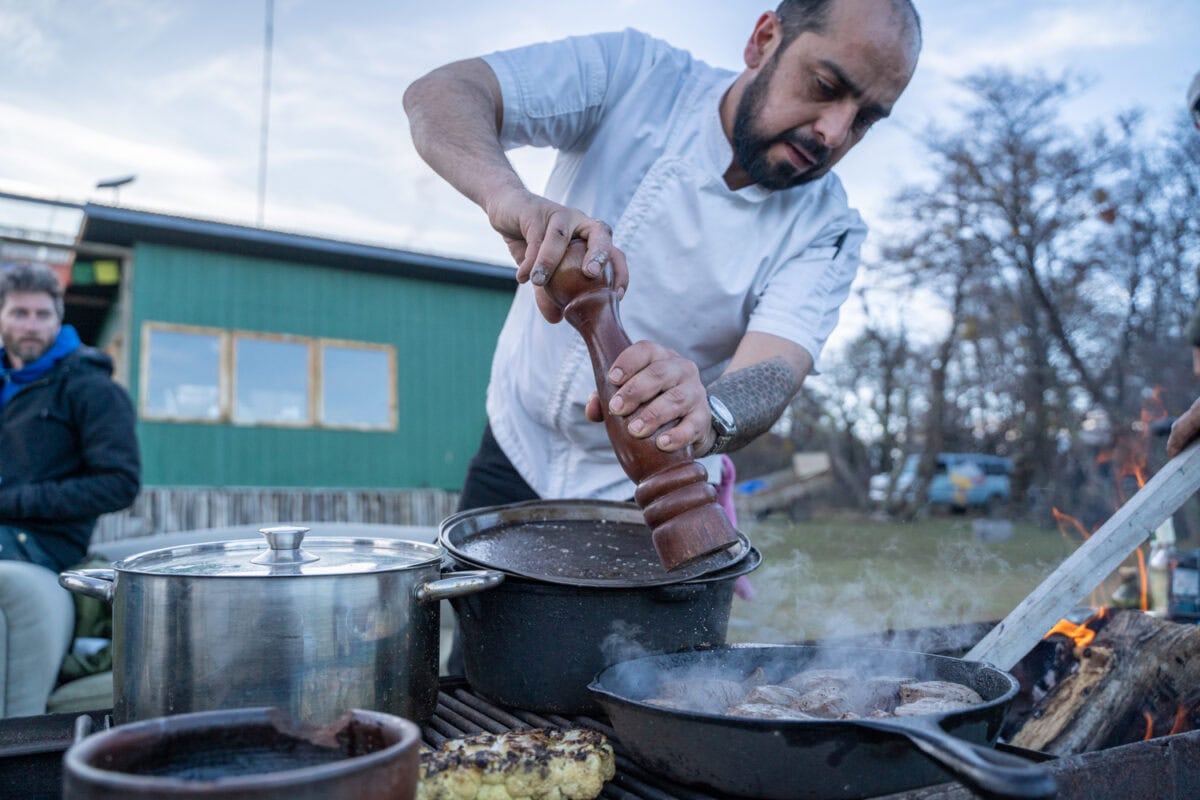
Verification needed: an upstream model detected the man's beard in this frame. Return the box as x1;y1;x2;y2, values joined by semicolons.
731;54;832;190
2;332;52;365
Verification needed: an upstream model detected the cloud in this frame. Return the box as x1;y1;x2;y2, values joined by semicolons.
142;51;265;128
0;98;257;222
924;4;1154;78
2;0;1194;275
0;0;180;74
0;3;57;71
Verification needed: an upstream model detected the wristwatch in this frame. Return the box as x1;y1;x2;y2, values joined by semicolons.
707;394;737;454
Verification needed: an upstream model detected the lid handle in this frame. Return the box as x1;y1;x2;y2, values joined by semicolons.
252;526;321;566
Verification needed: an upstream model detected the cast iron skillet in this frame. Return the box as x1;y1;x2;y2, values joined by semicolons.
589;644;1056;800
438;499;750;587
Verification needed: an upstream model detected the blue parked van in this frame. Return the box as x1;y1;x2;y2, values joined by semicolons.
869;453;1013;512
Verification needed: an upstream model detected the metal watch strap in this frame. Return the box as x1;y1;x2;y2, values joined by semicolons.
707;394;737;454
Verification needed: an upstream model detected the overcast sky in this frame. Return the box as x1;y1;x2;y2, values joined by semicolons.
2;0;1197;347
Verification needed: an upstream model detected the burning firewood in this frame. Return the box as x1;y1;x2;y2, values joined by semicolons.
1010;609;1200;755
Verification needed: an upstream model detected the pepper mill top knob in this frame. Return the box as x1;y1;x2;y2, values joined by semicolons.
539;246;615;314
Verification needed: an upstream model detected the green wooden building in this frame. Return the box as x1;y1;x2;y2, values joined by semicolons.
1;192;515;535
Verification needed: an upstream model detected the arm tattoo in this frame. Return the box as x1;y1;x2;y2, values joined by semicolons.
705;357;803;454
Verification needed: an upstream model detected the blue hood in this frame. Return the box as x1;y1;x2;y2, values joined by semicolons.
1;324;82;407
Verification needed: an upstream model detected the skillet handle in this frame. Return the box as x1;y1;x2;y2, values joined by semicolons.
859;717;1057;800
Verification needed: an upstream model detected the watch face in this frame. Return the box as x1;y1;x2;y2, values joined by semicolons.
709;395;735;434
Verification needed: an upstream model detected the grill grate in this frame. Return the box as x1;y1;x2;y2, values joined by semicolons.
425;682;722;800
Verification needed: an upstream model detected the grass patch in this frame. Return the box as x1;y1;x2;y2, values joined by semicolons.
728;511;1080;644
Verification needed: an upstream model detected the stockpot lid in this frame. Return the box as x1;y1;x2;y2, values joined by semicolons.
114;526;443;577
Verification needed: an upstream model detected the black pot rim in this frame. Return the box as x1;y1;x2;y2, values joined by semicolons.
439;499;753;588
64;707;420;791
448;545;761;589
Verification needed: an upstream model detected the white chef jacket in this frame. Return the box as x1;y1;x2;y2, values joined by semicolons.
481;29;866;502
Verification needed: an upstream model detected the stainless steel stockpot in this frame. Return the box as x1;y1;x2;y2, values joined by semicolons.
59;526;503;724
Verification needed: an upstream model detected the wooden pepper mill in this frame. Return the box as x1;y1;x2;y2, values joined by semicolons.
543;244;740;571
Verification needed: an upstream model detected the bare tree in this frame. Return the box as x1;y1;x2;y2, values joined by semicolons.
801;75;1200;520
873;70;1130;505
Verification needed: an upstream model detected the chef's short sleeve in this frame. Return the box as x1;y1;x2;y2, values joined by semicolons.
746;212;867;373
482;29;651;151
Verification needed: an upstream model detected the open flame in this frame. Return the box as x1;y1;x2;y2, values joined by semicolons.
1168;705;1192;736
1047;390;1168;614
1143;704;1195;741
1042;607;1109;649
1096;386;1166;501
1044;618;1097;649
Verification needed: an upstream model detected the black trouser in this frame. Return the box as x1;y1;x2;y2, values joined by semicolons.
447;424;540;674
456;424;540;512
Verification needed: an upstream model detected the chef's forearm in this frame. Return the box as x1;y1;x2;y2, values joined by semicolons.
704;356;804;455
403;59;525;211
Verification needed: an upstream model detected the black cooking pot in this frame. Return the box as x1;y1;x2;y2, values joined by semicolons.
589;644;1056;800
441;499;759;715
450;547;760;715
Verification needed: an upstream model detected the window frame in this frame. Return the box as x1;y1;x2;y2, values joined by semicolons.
316;337;398;432
139;322;230;424
138;322;397;432
231;331;316;428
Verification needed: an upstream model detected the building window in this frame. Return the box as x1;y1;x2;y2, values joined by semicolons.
141;324;225;422
234;335;312;426
319;341;395;430
140;323;396;431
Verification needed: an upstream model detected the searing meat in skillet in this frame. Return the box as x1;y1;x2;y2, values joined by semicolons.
656;677;746;710
893;696;980;716
744;666;770;686
780;667;855;693
648;668;985;720
744;684;806;706
898;680;984;705
728;702;817;720
792;685;855;717
893;680;984;716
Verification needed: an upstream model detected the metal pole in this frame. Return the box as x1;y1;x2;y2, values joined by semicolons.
256;0;274;226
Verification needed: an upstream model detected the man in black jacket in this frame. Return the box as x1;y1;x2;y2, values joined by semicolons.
0;263;140;572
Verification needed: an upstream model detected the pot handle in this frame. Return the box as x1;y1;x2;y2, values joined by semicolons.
59;569;116;604
73;714;96;743
855;716;1057;799
417;570;504;602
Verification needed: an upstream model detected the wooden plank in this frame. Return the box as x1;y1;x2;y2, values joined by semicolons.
966;441;1200;670
93;486;459;543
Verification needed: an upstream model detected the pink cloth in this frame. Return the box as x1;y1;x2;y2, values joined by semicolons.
716;455;738;523
716;455;755;601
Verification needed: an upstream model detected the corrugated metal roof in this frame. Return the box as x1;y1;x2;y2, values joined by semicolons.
78;201;516;291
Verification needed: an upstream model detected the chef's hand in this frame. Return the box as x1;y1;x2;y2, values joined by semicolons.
1168;396;1200;458
485;186;628;323
584;341;715;455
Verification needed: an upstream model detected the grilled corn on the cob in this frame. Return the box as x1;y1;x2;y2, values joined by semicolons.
417;728;615;800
